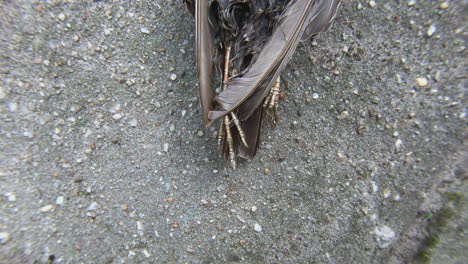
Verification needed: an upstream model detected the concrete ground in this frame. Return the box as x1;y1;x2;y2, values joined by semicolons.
0;0;466;263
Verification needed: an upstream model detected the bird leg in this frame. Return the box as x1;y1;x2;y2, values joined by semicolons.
216;45;248;169
263;77;281;128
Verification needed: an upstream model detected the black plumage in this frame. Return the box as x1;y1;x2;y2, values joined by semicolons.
184;0;341;167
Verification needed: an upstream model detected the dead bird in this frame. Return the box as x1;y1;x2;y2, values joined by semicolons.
184;0;341;169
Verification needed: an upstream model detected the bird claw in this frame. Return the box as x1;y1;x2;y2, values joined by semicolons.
217;112;248;170
264;78;281;128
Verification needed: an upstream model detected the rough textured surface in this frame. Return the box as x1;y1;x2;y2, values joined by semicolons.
0;0;466;263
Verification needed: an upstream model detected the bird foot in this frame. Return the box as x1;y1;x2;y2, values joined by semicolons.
217;112;248;170
263;77;281;128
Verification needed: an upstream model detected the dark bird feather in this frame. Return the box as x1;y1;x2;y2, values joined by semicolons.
195;0;216;127
184;0;341;162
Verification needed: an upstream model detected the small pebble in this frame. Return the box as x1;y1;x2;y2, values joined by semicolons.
201;199;208;205
371;181;379;193
137;221;144;235
129;119;138;127
104;28;112;36
140;27;150;34
58;13;66;21
337;151;345;161
163;143;169;152
383;189;391;198
23;131;33;138
40;204;54;212
73;35;80;42
163;183;171;193
87;202;98;211
416;77;428;87
0;87;6;99
395;139;403;150
56;196;64;205
439;2;448;9
170;74;177;81
142;249;151;258
5;192;16;202
109;103;121;113
197;130;204;137
8;102;17;112
169;124;175;132
113;113;122;120
0;232;10;244
251;206;257;213
312;93;319;100
254;223;262;232
375;225;396;248
434;71;441;82
427;24;437;37
368;1;376;8
408;112;415;119
340;111;349;120
408;0;415;6
87;211;97;218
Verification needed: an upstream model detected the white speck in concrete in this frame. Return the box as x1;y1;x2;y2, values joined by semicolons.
254;223;262;232
375;225;396;248
416;77;428;87
0;232;10;244
87;202;98;211
395;139;403;150
140;27;150;34
40;204;54;213
8;102;17;112
427;24;437;37
112;113;122;120
5;192;16;202
58;13;66;21
56;196;64;205
371;181;378;193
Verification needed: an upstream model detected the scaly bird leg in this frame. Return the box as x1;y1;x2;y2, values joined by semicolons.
216;45;248;169
224;115;236;170
264;77;281;128
222;47;236;169
217;46;232;152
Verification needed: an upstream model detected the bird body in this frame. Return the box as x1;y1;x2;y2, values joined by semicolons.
184;0;341;166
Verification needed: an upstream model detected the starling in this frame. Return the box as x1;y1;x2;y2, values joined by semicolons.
184;0;341;169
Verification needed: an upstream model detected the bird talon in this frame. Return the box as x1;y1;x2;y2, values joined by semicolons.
224;116;237;170
264;77;281;127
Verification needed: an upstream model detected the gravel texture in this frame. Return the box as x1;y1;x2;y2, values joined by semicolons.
0;0;466;263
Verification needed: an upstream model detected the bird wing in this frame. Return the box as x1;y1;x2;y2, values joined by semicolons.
183;0;195;16
236;0;342;121
195;0;216;127
208;0;316;122
301;0;341;40
208;0;342;122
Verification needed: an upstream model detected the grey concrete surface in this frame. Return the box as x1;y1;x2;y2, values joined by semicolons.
0;0;466;263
